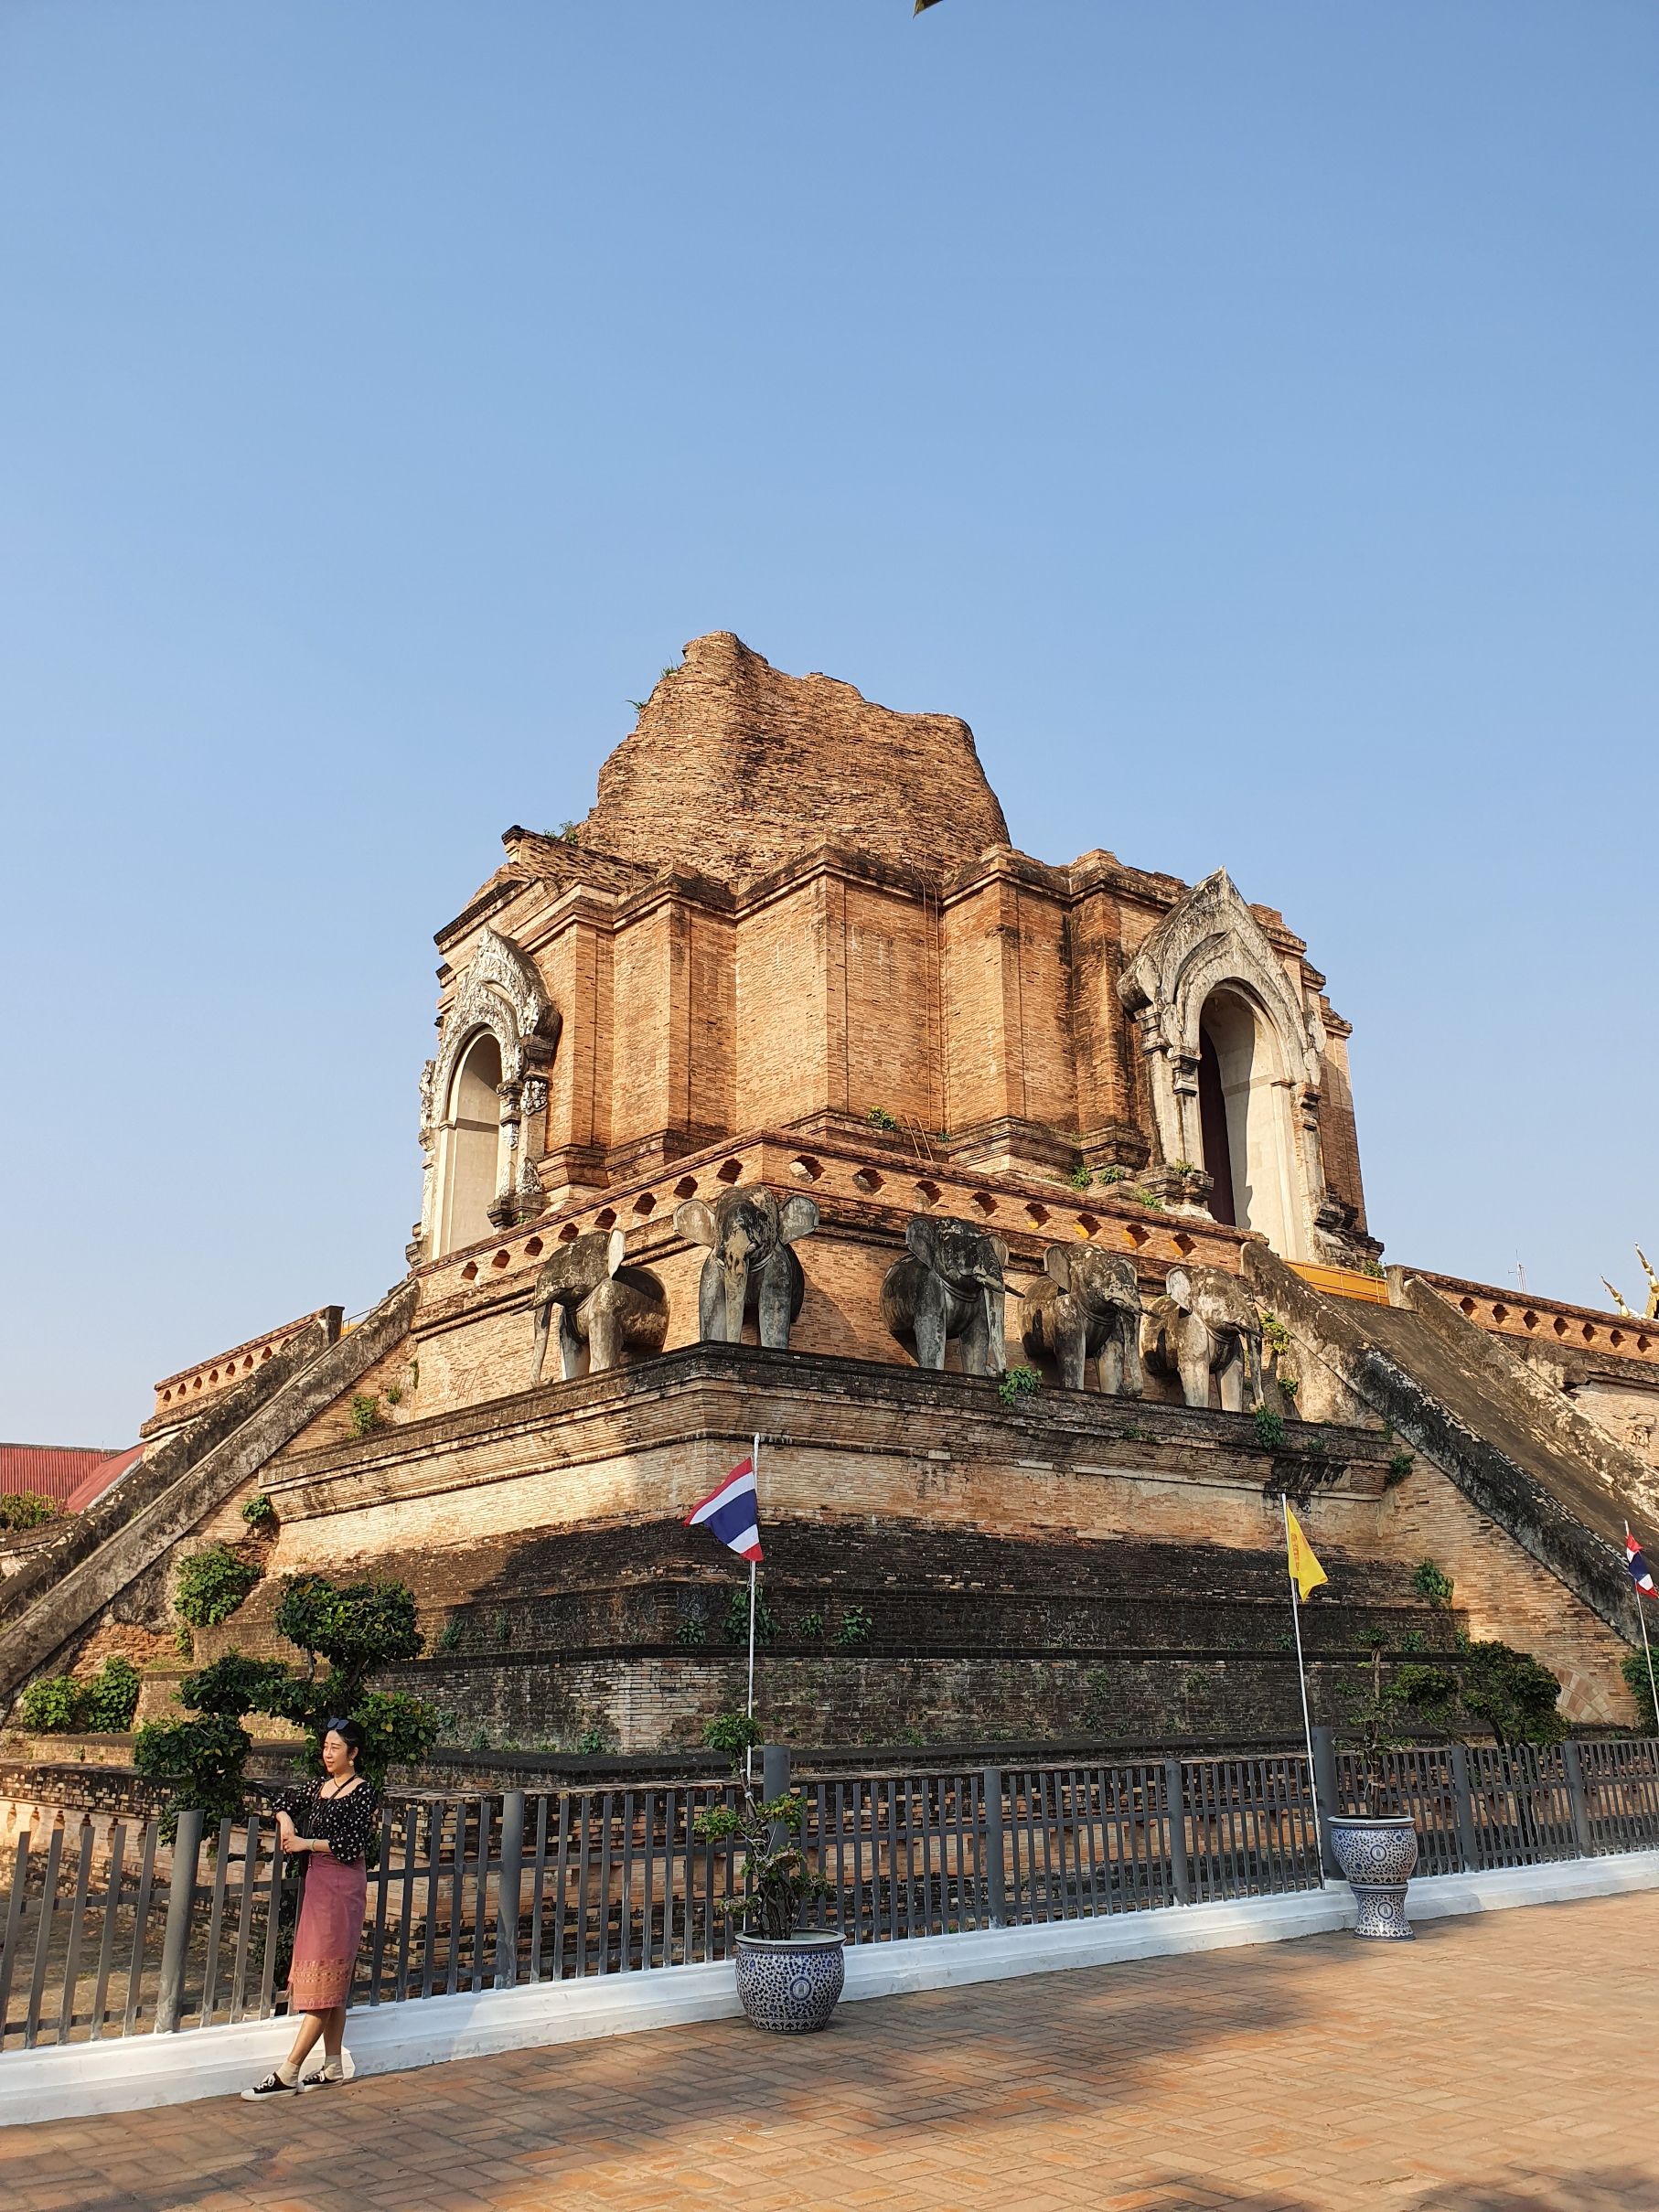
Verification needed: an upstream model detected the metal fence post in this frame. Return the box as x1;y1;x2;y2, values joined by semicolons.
982;1769;1007;1928
1561;1740;1594;1860
495;1791;526;1989
155;1807;203;2034
1309;1726;1341;1881
1449;1743;1480;1872
1164;1758;1191;1904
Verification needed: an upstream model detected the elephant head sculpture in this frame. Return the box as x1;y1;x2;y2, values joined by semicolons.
673;1185;819;1350
1142;1263;1265;1413
1022;1243;1145;1396
529;1228;669;1385
880;1214;1009;1376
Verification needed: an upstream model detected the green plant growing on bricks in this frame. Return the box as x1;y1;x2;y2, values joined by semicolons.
1622;1647;1659;1732
1253;1406;1286;1452
865;1106;899;1132
724;1580;779;1646
1412;1558;1455;1608
240;1491;275;1530
348;1394;383;1437
691;1791;831;1939
833;1606;873;1649
997;1364;1040;1408
174;1543;263;1629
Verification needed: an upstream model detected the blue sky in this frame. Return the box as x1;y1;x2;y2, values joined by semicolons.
2;0;1654;1443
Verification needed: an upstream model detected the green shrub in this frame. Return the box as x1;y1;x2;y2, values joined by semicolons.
80;1656;142;1733
701;1711;764;1767
1098;1165;1129;1185
175;1544;263;1629
724;1581;779;1647
348;1394;382;1438
1302;1436;1326;1458
1412;1558;1455;1609
796;1611;825;1640
865;1106;899;1132
1132;1190;1165;1212
574;1724;610;1755
240;1491;275;1530
1258;1312;1294;1359
997;1364;1041;1409
1065;1165;1092;1190
134;1712;258;1839
675;1617;707;1646
437;1616;463;1650
0;1491;58;1533
20;1674;83;1732
1253;1406;1286;1452
1622;1647;1659;1731
833;1606;873;1649
1385;1451;1415;1487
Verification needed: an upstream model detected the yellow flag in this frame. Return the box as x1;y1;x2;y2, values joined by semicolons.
1285;1505;1328;1601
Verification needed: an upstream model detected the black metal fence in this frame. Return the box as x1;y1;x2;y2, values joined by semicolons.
3;1733;1656;2054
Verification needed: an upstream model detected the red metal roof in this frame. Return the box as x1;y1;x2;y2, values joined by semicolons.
0;1442;141;1510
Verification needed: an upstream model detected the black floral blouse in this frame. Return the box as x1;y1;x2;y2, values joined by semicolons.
280;1779;380;1865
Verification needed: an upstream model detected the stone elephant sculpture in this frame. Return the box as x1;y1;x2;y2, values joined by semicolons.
673;1186;819;1350
880;1214;1009;1377
1022;1244;1145;1396
1141;1263;1265;1413
529;1229;669;1384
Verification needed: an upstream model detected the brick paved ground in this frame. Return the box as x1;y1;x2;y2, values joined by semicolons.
4;1894;1657;2212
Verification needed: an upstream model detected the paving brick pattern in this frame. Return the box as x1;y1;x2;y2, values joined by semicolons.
4;1894;1657;2212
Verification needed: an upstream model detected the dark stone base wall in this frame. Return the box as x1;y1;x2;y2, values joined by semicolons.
375;1645;1449;1755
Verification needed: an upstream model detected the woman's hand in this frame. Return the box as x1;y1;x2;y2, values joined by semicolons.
275;1811;298;1852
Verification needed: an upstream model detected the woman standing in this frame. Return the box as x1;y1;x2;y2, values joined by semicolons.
242;1718;379;2099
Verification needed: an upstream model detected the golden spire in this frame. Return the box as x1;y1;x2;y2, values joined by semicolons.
1602;1277;1636;1320
1638;1246;1659;1322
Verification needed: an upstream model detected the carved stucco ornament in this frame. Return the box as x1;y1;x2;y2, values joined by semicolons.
1117;869;1341;1262
412;927;562;1261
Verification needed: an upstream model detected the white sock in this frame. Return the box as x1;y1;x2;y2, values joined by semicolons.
319;2055;344;2079
276;2060;300;2087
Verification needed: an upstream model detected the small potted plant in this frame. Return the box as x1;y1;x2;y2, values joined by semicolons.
1330;1639;1456;1940
692;1787;843;2032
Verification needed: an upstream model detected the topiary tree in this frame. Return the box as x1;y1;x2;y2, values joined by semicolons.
133;1574;439;1835
1454;1637;1566;1751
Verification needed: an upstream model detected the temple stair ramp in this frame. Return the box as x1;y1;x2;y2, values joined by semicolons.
1244;1245;1659;1648
0;1282;419;1710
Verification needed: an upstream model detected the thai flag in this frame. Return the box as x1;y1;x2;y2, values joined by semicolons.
1628;1528;1656;1599
685;1458;763;1563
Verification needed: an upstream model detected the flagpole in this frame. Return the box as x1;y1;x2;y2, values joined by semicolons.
1629;1523;1659;1731
1284;1493;1325;1881
746;1433;761;1788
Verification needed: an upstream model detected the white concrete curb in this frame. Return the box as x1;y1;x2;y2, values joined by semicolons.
5;1847;1655;2128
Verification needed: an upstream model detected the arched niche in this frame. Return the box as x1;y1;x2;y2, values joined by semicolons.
1118;869;1327;1263
413;927;562;1264
1197;987;1302;1256
436;1030;505;1256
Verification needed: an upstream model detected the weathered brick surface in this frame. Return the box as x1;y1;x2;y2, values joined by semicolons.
585;631;1011;884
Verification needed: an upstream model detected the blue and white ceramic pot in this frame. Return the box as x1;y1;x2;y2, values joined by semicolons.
1328;1815;1418;1940
733;1930;847;2033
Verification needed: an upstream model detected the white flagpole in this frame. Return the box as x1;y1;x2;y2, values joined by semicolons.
1284;1493;1325;1880
1629;1523;1659;1733
746;1433;761;1787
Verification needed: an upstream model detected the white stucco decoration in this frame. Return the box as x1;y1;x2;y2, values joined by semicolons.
1118;870;1336;1261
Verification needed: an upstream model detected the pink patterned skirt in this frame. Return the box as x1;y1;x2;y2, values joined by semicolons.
289;1852;367;2012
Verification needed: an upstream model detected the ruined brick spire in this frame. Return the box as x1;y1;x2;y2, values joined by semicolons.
583;632;1011;884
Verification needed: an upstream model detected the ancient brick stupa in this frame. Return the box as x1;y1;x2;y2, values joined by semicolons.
5;637;1656;1753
